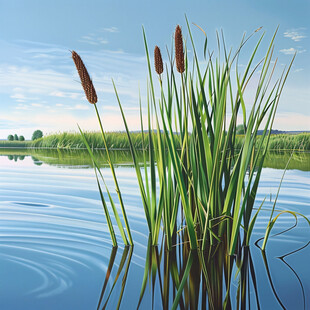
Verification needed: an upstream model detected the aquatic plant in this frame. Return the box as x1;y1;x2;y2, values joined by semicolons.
116;20;297;253
67;22;310;308
99;233;309;309
72;50;133;247
71;20;306;256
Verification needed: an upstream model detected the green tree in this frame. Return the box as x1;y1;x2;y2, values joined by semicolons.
32;130;43;140
236;124;245;135
14;134;18;140
19;135;25;141
7;134;13;141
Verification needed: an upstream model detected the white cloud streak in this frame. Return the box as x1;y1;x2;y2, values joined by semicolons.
279;47;306;55
79;36;108;46
284;29;306;42
102;27;119;33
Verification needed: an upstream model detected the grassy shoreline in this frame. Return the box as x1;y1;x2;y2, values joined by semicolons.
1;132;309;151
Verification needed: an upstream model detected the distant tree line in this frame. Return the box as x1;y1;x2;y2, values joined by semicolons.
7;129;43;142
7;134;25;141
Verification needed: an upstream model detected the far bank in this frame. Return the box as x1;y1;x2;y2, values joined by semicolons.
0;131;309;151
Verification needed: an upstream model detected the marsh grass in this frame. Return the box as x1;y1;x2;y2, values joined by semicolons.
30;131;151;150
28;131;310;151
235;132;310;151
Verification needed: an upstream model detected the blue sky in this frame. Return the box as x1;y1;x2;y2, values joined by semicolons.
0;0;309;139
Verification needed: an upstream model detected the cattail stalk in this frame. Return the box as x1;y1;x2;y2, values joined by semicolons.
71;51;134;246
154;46;163;75
175;25;185;73
71;51;98;104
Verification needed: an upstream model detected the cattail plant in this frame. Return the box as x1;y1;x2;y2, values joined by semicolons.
154;46;163;75
72;50;133;247
115;19;300;255
70;21;309;310
73;19;303;257
175;25;185;73
71;51;97;104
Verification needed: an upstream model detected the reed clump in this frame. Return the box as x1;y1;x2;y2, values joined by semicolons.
115;20;302;254
72;20;309;257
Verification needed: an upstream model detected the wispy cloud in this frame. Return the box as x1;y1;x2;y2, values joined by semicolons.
10;93;39;103
279;47;306;55
0;65;81;95
0;39;148;133
50;91;80;99
15;104;30;110
64;104;90;111
0;117;33;130
78;26;118;46
284;28;306;42
273;113;310;131
102;26;119;33
79;34;108;46
10;93;27;102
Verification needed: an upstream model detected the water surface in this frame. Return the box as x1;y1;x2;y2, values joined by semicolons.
0;150;309;309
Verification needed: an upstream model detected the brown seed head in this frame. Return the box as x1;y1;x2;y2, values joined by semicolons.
71;51;97;104
175;25;185;74
154;46;163;75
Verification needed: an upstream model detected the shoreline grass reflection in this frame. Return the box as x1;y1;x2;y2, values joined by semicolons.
0;149;309;171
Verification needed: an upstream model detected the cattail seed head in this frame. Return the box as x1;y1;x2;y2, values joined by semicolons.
71;51;97;104
154;46;163;75
175;25;185;74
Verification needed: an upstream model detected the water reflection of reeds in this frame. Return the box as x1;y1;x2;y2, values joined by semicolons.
97;246;133;310
1;149;309;171
98;238;308;310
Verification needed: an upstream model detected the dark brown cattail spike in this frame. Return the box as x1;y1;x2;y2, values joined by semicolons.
71;51;98;104
175;25;185;74
154;46;163;75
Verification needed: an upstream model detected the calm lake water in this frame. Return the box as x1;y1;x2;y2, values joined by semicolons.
0;150;309;309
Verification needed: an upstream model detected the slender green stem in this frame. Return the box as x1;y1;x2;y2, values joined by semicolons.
94;103;133;245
